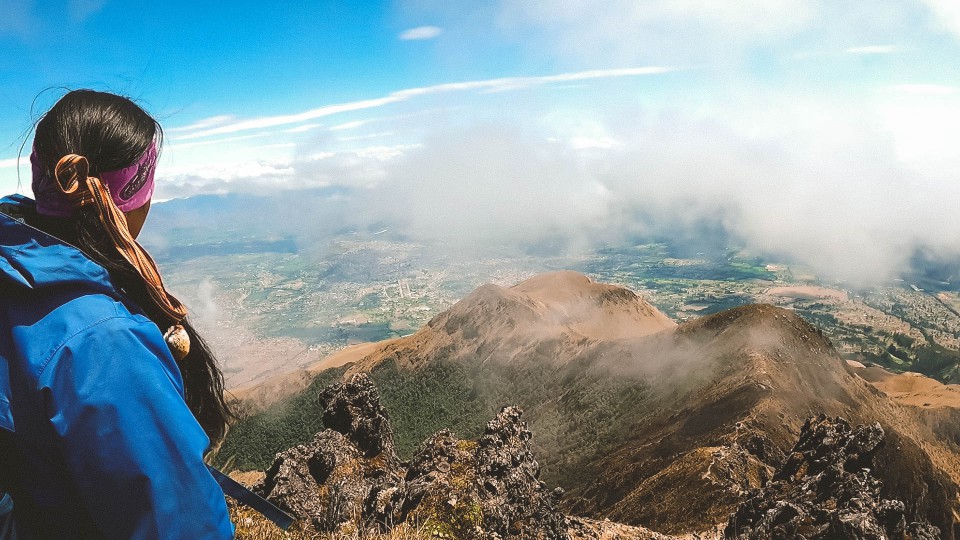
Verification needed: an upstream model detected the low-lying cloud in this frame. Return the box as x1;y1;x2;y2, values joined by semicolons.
153;88;960;287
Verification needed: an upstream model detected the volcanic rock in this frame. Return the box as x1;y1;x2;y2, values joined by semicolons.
255;372;661;538
473;406;568;538
318;372;398;461
254;373;402;533
724;415;941;539
383;408;569;539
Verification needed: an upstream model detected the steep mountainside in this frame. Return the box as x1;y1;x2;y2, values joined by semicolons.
221;272;960;538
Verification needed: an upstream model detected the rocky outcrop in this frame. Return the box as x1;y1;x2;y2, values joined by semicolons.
318;373;397;460
474;406;568;537
379;408;569;539
724;415;941;539
254;373;659;538
254;373;402;532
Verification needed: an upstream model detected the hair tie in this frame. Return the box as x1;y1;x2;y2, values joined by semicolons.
52;154;97;210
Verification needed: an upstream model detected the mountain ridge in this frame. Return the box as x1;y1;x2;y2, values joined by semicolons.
219;271;960;537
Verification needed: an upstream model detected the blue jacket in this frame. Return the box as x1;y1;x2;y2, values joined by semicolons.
0;194;234;539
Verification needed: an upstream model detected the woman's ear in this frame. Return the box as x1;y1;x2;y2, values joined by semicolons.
124;199;151;238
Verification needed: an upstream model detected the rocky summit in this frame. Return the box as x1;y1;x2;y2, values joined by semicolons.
253;373;664;539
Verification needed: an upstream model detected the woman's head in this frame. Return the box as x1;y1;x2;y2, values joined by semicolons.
32;90;160;229
33;89;159;178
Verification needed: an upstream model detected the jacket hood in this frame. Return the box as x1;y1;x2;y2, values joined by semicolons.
0;194;115;296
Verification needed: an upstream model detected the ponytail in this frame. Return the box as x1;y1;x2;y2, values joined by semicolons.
31;90;233;444
66;203;234;443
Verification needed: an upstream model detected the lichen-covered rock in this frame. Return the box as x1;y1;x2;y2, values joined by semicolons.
474;406;569;539
255;373;403;533
254;430;367;531
318;372;398;461
385;407;571;539
724;415;941;540
384;429;485;537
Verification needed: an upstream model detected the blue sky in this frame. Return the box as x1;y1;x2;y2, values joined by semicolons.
2;1;960;282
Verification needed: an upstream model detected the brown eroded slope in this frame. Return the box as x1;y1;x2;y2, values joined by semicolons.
568;304;960;537
856;365;960;409
346;270;675;373
229;271;672;413
229;271;670;412
850;363;960;476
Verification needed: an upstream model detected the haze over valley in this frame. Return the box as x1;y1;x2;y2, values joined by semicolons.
143;192;960;392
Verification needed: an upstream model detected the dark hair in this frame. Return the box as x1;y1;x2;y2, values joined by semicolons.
32;90;233;443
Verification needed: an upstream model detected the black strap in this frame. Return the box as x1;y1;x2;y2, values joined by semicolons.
0;492;14;540
207;467;294;530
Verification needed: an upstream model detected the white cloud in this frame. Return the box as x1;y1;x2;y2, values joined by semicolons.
467;0;817;64
331;120;368;131
0;158;21;169
284;123;324;133
398;0;951;70
568;136;620;150
919;0;960;37
167;115;236;133
846;45;897;54
399;25;442;40
353;144;419;160
148;81;960;286
174;96;405;140
337;132;395;142
161;160;295;182
881;95;960;173
169;67;677;141
167;131;278;150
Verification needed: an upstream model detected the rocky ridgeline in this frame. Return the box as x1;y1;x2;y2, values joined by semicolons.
725;415;941;540
250;374;941;539
253;373;666;539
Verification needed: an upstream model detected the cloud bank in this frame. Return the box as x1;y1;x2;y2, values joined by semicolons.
152;79;960;286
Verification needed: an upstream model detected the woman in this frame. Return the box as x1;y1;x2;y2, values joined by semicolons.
0;90;235;538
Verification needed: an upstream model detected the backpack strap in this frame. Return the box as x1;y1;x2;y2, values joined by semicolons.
1;354;14;434
207;466;294;530
0;492;14;540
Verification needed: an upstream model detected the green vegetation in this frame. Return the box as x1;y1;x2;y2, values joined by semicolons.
913;342;960;383
216;367;349;472
374;355;657;488
219;353;663;490
373;360;493;457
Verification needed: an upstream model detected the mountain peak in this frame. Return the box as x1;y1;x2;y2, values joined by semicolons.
429;271;675;344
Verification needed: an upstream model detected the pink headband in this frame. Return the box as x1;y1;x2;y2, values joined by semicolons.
31;141;158;217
